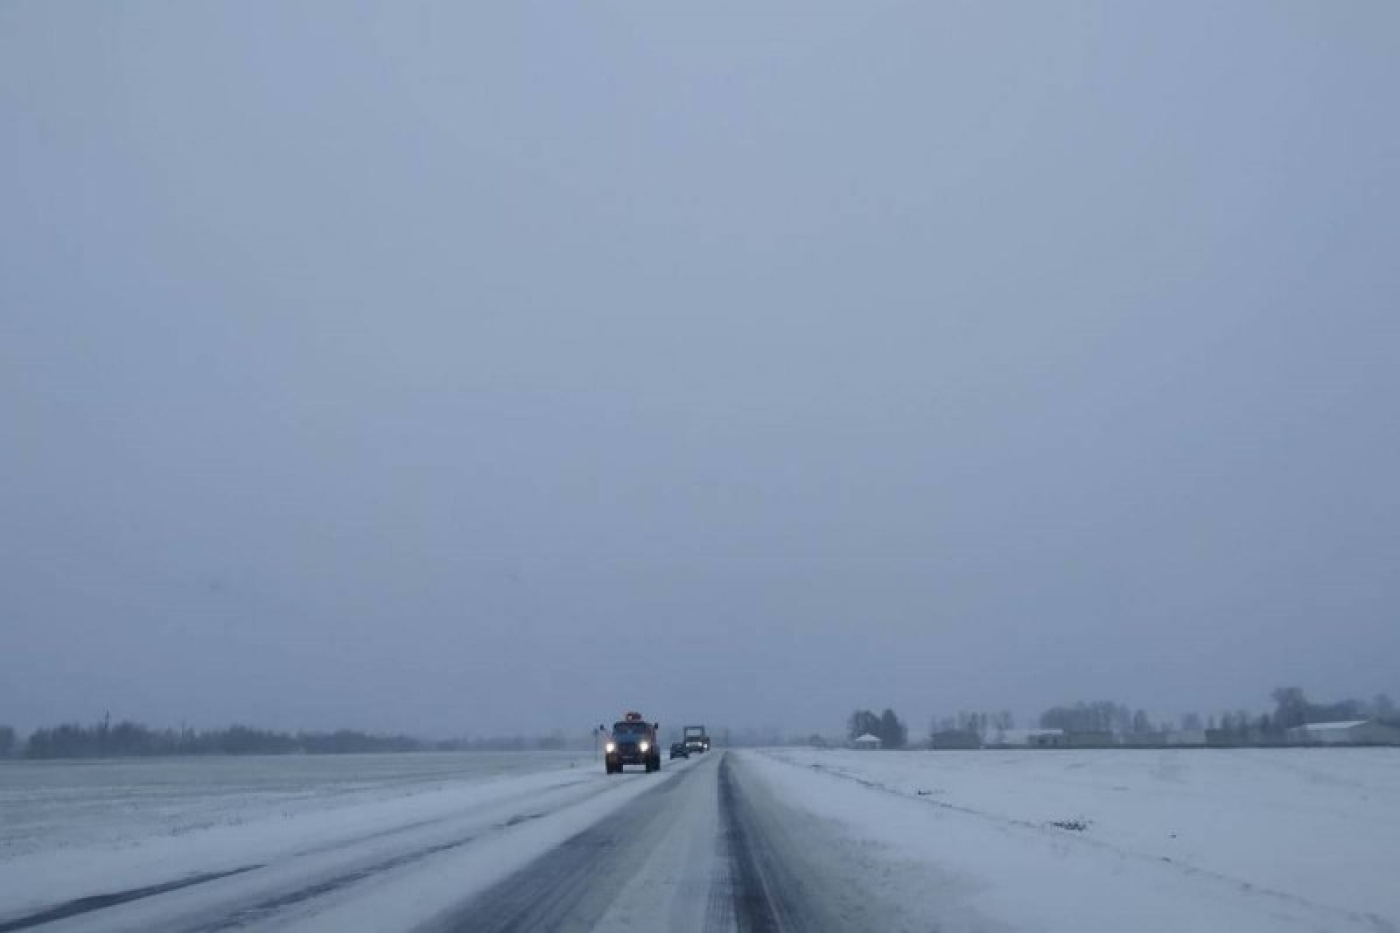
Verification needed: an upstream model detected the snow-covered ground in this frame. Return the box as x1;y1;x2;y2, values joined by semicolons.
0;751;627;928
4;748;1397;931
1;752;581;861
750;747;1400;932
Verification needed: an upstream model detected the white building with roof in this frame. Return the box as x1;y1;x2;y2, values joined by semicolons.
1286;720;1400;746
852;733;882;750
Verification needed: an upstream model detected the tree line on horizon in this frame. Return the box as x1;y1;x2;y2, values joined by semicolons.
5;687;1394;760
0;719;580;760
1035;688;1398;740
847;688;1397;748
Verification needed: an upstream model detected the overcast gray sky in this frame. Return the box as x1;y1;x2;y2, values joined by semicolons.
3;1;1397;738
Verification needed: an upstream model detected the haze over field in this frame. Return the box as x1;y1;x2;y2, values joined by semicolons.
3;2;1398;737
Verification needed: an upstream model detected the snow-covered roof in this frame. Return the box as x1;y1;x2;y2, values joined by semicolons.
854;733;881;742
1294;721;1370;731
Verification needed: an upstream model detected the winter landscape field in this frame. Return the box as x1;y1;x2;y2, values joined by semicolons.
6;0;1399;930
2;748;1396;932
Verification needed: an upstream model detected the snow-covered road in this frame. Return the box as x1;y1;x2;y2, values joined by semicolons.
2;748;1397;932
2;751;870;933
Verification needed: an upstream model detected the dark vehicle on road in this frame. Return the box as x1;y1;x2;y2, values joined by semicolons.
683;725;710;753
670;742;689;760
605;712;661;774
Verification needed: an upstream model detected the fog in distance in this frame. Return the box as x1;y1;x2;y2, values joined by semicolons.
3;2;1397;737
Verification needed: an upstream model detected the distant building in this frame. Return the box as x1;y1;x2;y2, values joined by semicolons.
1032;730;1070;748
929;730;981;750
1164;730;1207;746
852;733;882;750
1205;729;1249;747
1286;720;1400;746
990;729;1065;748
1064;731;1116;748
1121;732;1168;747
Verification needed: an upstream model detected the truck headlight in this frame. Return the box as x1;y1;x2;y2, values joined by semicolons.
605;742;616;753
639;741;650;752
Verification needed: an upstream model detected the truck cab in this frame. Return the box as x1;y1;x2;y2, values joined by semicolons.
606;712;661;774
683;725;710;753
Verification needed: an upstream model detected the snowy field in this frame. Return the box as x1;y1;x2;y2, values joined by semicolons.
751;747;1400;932
0;752;583;860
0;751;615;928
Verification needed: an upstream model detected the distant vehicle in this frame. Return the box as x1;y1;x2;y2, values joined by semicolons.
669;742;690;760
605;712;661;774
683;725;710;753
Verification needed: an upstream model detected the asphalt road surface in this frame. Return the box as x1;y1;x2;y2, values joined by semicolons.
4;752;892;933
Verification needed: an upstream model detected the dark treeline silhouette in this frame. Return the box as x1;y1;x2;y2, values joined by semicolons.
1028;690;1398;742
1198;688;1398;744
1267;687;1395;730
21;721;424;759
847;708;908;748
432;733;574;752
931;711;1016;740
10;720;582;759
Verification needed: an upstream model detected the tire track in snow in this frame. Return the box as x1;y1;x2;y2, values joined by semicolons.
421;759;701;932
0;867;262;933
716;754;804;932
422;752;843;933
0;772;618;933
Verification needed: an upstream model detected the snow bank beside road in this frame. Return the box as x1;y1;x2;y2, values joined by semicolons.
746;748;1400;933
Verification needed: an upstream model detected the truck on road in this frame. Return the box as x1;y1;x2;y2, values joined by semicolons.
683;725;710;753
606;712;661;774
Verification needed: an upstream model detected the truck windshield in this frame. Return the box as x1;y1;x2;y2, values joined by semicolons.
613;723;649;736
